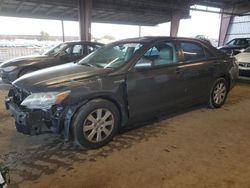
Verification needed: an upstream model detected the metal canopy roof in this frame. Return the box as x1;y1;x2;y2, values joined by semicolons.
0;0;250;26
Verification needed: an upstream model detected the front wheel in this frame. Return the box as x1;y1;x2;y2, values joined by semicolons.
208;78;228;108
73;99;120;149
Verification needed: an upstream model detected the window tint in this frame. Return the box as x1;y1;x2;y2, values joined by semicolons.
180;42;206;62
136;41;178;68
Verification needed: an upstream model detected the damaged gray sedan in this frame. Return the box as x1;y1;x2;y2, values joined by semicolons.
5;37;238;149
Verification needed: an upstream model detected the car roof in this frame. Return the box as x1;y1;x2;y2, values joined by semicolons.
117;36;208;44
230;38;250;40
63;41;104;46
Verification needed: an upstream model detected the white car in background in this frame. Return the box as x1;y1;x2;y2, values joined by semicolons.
235;47;250;79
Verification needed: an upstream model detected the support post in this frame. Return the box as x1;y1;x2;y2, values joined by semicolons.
61;20;65;42
170;11;181;37
79;0;92;41
218;13;232;46
139;26;141;38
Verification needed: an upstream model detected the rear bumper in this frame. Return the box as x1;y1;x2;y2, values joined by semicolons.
5;97;45;135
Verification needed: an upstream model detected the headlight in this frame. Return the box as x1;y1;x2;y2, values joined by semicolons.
3;66;17;72
21;91;70;109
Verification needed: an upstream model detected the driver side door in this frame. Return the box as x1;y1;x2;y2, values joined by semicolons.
126;40;186;119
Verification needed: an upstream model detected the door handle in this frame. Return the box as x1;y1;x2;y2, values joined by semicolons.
175;68;184;74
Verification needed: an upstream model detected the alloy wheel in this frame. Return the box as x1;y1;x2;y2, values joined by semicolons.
83;108;115;143
213;82;227;105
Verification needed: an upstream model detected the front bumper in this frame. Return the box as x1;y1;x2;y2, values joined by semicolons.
239;69;250;77
5;95;76;141
5;97;45;135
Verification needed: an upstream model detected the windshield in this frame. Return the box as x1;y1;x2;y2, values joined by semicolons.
226;39;236;45
78;42;143;69
44;43;68;56
226;39;250;46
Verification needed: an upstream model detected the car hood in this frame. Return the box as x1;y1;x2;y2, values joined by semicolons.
0;54;51;68
235;52;250;63
13;62;112;92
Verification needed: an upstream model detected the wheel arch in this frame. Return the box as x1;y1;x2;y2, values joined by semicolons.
89;95;125;123
70;94;128;130
18;66;38;77
218;74;231;90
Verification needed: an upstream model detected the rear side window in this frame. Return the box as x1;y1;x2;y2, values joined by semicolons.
72;45;84;56
180;42;206;62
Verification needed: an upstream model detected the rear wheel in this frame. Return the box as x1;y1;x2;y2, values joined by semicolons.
208;78;228;108
73;99;120;149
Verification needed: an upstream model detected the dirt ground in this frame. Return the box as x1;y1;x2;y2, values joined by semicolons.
0;82;250;188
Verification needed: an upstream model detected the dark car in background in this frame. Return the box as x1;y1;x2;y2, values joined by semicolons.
218;38;250;56
5;37;238;149
0;41;103;83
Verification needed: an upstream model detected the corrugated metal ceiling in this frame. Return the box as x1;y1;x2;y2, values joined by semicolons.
0;0;249;25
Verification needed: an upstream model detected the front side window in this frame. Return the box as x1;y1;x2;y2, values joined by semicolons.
78;43;143;69
44;43;67;56
180;42;206;62
236;39;247;45
59;44;84;57
136;41;178;68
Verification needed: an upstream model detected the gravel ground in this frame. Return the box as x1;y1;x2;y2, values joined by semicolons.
0;82;250;188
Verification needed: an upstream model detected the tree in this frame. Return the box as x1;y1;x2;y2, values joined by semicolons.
40;31;50;41
102;35;115;41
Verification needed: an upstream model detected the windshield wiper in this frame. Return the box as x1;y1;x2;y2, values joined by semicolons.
82;63;96;67
79;62;106;69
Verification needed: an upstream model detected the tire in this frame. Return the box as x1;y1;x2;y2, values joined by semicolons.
208;78;228;108
19;68;37;77
73;99;120;149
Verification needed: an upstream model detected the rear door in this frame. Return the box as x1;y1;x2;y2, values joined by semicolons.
176;40;218;102
126;40;186;119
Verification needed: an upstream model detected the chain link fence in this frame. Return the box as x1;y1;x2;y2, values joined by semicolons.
0;47;43;63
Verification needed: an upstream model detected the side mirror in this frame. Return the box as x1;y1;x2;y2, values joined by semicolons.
134;61;152;72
